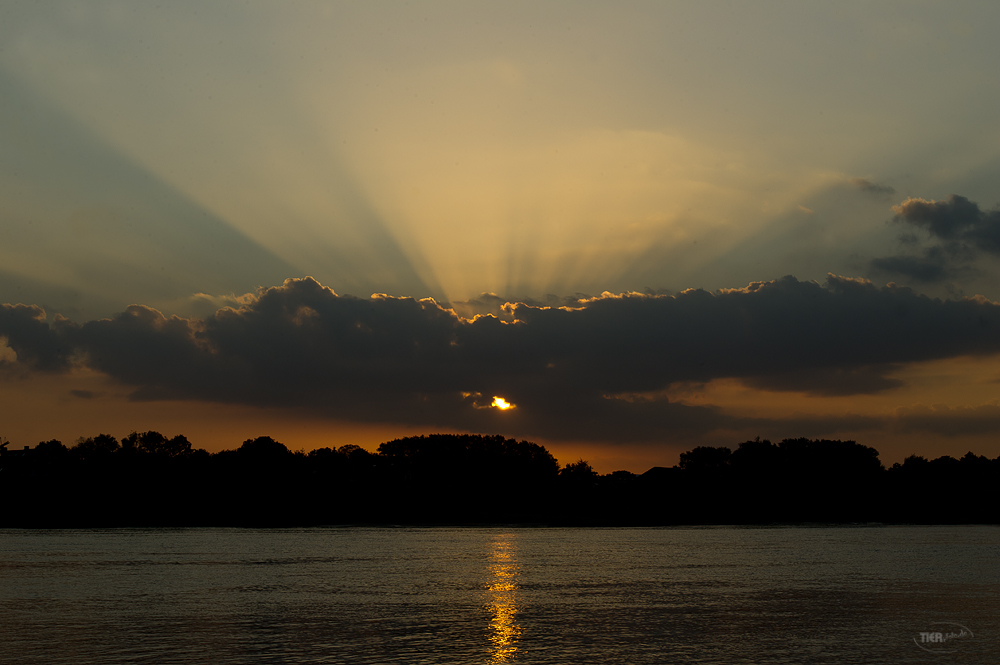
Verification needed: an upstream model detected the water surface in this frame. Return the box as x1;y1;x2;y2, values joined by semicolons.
2;526;996;663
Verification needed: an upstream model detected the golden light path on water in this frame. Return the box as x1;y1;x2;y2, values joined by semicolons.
485;534;521;663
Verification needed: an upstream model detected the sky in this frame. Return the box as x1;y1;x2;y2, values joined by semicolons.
2;1;1000;472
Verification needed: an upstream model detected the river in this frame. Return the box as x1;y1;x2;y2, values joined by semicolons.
2;526;996;663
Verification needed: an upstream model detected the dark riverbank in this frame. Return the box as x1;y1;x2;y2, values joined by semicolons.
2;433;997;527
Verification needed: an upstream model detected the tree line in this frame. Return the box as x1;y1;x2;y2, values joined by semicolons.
0;433;997;526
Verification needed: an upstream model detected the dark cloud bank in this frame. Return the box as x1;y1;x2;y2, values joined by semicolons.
3;275;1000;442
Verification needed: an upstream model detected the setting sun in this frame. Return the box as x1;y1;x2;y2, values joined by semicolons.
492;397;514;410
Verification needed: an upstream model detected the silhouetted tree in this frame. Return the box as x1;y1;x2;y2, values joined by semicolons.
730;437;779;474
237;435;293;461
6;429;1000;526
560;459;597;482
33;439;70;464
374;434;559;522
678;446;732;474
71;433;119;462
121;430;193;457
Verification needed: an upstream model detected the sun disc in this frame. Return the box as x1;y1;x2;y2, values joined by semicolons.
492;396;514;410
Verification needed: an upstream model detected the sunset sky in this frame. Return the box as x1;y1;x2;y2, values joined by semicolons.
3;1;1000;471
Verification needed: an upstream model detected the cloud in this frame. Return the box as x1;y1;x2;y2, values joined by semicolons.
5;275;1000;442
741;364;903;397
0;304;72;371
0;338;16;364
449;292;593;321
892;402;1000;436
850;178;895;196
870;247;949;283
870;194;1000;283
189;292;257;309
892;195;992;244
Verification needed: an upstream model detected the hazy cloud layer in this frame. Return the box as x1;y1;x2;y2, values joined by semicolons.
871;195;1000;283
4;275;1000;441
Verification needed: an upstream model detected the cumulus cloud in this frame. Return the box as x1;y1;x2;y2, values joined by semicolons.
892;195;996;245
0;303;72;371
871;195;1000;283
4;275;1000;441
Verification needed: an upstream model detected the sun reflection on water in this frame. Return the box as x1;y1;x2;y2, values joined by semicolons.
485;534;521;663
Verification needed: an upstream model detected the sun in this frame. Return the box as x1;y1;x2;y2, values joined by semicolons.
492;396;514;410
